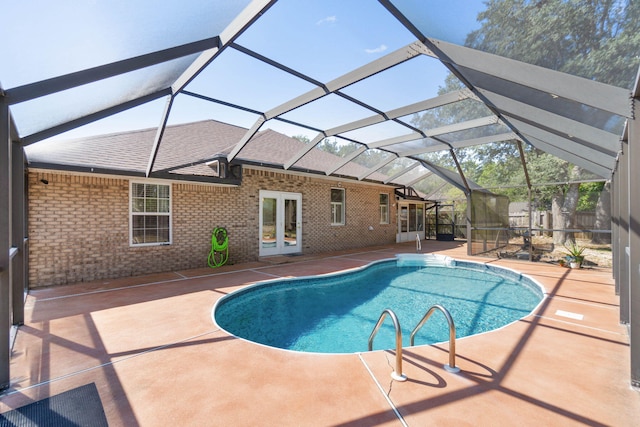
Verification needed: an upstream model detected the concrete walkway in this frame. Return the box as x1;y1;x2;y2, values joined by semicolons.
1;241;638;426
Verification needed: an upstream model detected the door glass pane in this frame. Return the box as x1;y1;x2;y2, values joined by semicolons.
417;205;424;231
262;197;277;249
409;204;417;232
284;199;297;248
400;206;408;232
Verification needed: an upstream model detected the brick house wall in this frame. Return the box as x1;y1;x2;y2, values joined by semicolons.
27;167;397;287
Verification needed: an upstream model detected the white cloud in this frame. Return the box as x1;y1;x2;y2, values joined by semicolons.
365;44;388;54
316;15;337;25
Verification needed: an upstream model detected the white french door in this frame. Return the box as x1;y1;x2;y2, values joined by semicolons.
396;202;425;243
259;190;302;256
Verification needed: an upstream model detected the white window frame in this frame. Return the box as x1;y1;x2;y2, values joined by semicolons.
331;187;345;226
379;193;389;224
129;180;172;247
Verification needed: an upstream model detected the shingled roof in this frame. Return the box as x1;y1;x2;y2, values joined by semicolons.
24;120;389;184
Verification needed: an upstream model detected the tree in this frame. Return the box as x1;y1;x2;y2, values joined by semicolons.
467;0;638;88
414;0;638;245
466;0;638;245
292;134;310;144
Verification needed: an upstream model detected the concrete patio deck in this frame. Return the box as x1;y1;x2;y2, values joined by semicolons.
1;241;638;426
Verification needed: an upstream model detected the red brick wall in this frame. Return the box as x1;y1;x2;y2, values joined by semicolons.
27;168;397;287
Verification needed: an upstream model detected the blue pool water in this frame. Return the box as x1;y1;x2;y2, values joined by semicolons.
213;257;544;354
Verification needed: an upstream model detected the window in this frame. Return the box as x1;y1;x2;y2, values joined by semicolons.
130;182;171;246
379;193;389;224
331;188;345;225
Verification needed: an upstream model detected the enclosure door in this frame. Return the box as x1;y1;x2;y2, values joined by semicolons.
396;202;425;243
259;191;302;256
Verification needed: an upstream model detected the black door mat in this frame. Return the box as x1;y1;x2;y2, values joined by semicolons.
0;383;108;427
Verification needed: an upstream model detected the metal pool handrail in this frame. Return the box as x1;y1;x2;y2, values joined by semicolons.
410;304;460;373
368;309;407;382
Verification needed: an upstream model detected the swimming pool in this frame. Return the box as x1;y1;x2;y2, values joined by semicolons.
213;255;545;354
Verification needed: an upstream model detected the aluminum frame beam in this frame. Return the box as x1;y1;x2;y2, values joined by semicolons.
383;161;420;184
397;143;449;157
381;132;516;160
357;90;475;146
508;117;616;172
425;115;500;137
449;132;517;150
0;97;10;391
21;89;171;146
325;146;367;175
4;37;220;105
617;139;630;325
357;156;399;181
11;141;25;328
430;39;631;118
383;89;475;121
479;89;621;155
163;1;278;171
325;115;388;137
449;148;470;193
365;133;424;150
417;159;468;193
381;0;626;181
368;115;501;153
404;170;433;187
145;96;174;177
324;41;436;95
516;140;532;190
385;129;514;159
172;0;276;93
226;116;267;162
283;88;475;170
522;133;611;179
283;89;474;169
365;118;496;164
426;181;450;200
612;169;619;289
228;40;434;163
283;133;326;170
628;72;640;387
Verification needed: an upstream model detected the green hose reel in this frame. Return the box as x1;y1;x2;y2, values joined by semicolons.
207;227;229;268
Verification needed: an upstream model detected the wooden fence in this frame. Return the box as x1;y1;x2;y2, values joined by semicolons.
509;211;607;239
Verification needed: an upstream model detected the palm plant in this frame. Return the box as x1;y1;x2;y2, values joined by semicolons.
564;242;586;267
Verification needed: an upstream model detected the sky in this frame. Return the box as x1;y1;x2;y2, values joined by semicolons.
1;0;485;143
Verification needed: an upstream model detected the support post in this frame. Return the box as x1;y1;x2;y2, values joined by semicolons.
611;172;618;286
628;93;639;388
517;141;533;262
0;98;11;391
618;139;630;324
466;192;472;256
11;141;25;326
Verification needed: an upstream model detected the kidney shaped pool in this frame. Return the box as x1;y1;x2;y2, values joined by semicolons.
212;254;545;354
